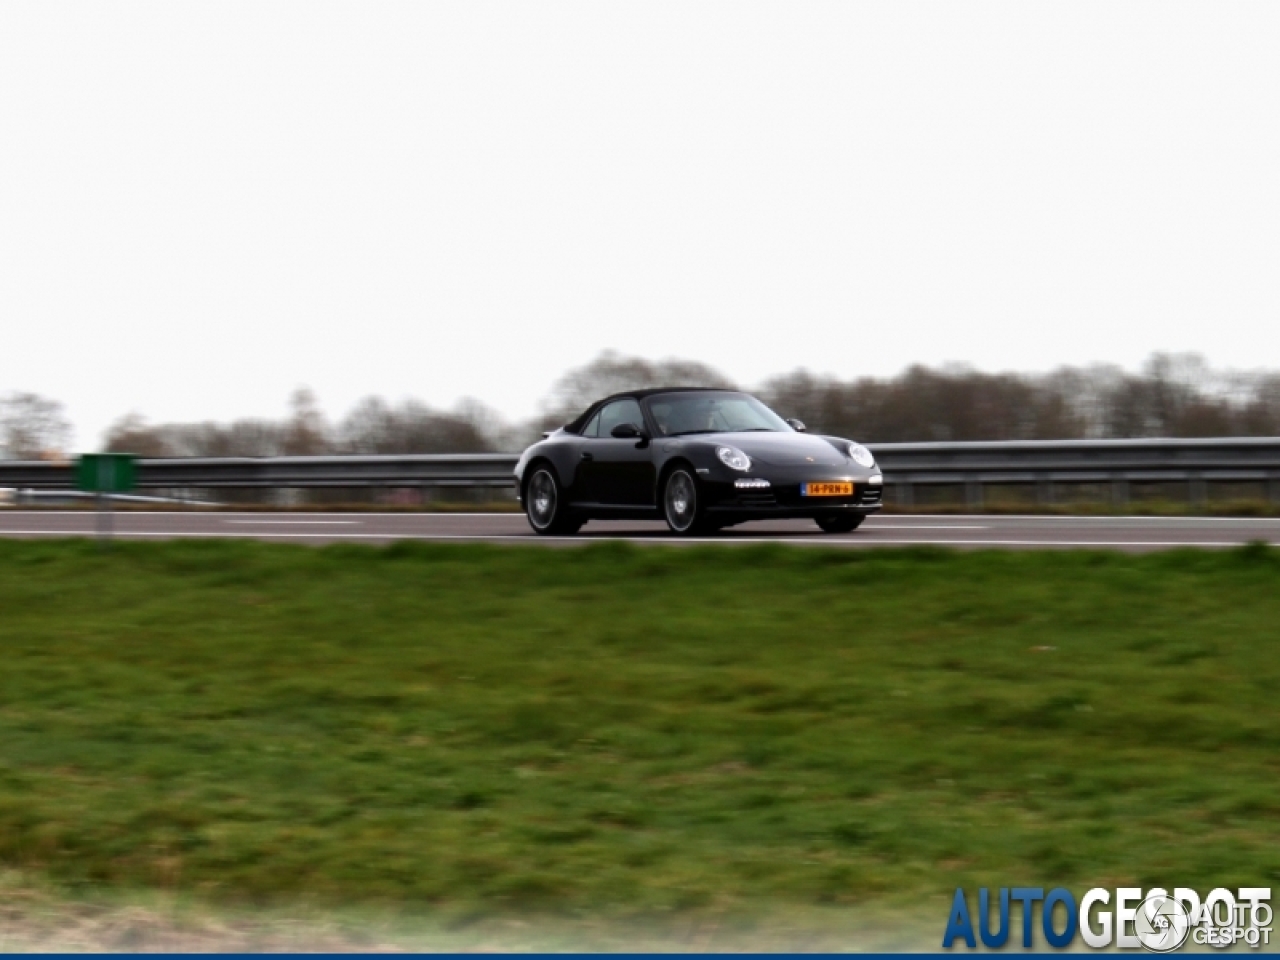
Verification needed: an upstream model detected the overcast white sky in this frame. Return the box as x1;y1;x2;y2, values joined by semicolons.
2;2;1278;448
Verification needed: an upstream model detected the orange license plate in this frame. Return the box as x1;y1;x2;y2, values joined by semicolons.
802;482;853;497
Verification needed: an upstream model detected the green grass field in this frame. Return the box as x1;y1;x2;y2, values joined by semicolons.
1;539;1278;942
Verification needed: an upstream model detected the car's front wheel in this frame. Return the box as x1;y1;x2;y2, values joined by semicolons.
663;467;711;535
525;467;583;536
815;514;864;534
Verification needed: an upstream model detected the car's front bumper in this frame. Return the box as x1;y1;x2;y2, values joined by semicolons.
700;468;883;518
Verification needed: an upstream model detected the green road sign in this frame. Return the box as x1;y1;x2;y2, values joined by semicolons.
77;454;137;494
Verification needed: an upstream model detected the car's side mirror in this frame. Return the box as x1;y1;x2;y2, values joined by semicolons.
610;422;642;439
785;418;807;432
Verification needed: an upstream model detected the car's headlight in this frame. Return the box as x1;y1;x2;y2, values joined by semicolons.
716;445;752;471
847;442;875;468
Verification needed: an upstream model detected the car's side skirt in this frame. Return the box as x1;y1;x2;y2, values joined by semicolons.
567;502;663;520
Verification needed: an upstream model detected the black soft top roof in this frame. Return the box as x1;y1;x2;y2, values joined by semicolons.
564;387;743;433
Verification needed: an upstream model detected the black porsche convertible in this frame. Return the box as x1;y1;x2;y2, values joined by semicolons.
514;388;882;535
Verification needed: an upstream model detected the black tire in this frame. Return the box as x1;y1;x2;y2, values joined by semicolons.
662;467;712;535
524;466;583;535
815;514;864;534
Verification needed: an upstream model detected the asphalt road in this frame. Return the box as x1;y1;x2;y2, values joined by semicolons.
1;510;1278;550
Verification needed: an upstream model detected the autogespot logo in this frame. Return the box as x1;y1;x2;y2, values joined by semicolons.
942;886;1272;951
1133;894;1191;953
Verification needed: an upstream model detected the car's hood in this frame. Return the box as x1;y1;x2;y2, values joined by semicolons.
689;431;850;467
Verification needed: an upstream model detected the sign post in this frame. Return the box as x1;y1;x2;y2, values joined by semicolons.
76;454;137;544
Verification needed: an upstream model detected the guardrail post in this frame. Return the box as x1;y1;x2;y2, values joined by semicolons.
895;481;914;507
1110;476;1129;507
96;492;113;547
1269;476;1280;504
1036;477;1053;506
965;480;983;511
1188;475;1208;508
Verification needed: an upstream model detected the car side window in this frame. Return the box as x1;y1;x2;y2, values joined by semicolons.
597;399;644;437
581;411;602;438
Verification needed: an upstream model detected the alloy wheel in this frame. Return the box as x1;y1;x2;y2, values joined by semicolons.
664;469;698;533
527;469;557;530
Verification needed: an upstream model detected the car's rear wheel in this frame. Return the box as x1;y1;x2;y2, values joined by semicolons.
525;467;583;535
815;514;864;534
663;467;711;535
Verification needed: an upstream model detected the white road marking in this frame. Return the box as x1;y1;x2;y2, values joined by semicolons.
212;512;518;519
862;524;987;529
222;519;360;525
6;510;1277;524
0;528;1274;548
0;510;519;519
870;514;1280;523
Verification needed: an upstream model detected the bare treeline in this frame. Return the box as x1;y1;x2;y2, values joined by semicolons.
5;352;1280;459
0;392;72;459
537;350;1280;442
101;390;512;458
758;353;1280;442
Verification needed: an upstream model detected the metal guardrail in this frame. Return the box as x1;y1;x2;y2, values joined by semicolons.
0;454;520;490
868;437;1280;506
2;439;1279;506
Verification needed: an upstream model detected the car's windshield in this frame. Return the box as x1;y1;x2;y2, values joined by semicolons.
646;392;792;437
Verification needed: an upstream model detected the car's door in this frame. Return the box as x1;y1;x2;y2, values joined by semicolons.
567;407;605;504
584;398;655;506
